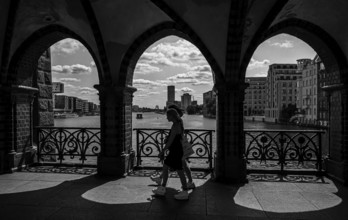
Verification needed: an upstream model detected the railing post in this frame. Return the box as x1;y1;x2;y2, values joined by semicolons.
36;127;41;163
318;131;323;173
280;131;284;173
136;129;141;167
209;131;213;171
161;130;165;153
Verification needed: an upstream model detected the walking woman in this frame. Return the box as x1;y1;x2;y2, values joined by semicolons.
152;108;189;200
150;104;195;189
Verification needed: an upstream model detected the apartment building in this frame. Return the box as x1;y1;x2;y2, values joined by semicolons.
244;77;267;116
265;64;301;122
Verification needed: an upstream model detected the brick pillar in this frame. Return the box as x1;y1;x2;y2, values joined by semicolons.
324;84;348;184
35;50;54;127
342;88;348;185
5;85;38;171
95;84;136;176
0;86;11;173
214;82;248;183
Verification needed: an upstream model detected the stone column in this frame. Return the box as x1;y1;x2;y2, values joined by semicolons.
342;88;348;185
323;84;348;184
95;84;137;176
0;86;12;173
5;85;38;171
214;82;248;183
35;50;54;127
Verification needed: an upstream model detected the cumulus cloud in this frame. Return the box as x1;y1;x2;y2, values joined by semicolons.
167;70;212;82
133;79;167;87
247;58;270;70
136;94;148;97
138;52;190;69
180;87;194;93
190;65;211;72
51;38;83;54
134;63;162;74
59;78;81;82
150;39;204;63
52;64;92;74
192;81;212;86
71;64;92;74
270;40;294;48
136;39;208;70
90;61;96;67
79;87;96;92
147;92;160;95
80;90;98;95
52;65;71;74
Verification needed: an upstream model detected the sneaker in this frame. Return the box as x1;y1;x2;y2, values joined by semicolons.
187;181;196;189
174;190;189;200
150;175;162;185
152;186;166;196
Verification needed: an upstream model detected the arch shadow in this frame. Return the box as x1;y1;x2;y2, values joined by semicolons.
0;173;347;219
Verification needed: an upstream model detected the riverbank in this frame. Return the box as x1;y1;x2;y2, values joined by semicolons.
54;113;325;131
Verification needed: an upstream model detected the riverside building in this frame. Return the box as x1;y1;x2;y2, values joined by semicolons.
296;58;318;124
316;55;329;126
265;64;300;122
181;93;192;110
243;77;267;116
166;85;175;107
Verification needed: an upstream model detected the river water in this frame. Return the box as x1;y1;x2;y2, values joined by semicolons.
54;112;308;130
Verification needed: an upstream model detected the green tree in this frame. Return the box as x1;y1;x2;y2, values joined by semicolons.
206;99;216;116
279;104;297;123
186;105;196;115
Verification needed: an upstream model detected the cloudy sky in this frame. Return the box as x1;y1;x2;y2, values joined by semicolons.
51;34;316;108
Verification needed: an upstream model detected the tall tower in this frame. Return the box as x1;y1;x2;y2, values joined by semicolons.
181;93;192;110
167;85;175;106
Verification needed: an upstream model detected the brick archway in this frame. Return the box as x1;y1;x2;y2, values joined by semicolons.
7;25;103;86
0;25;103;172
241;18;348;83
241;18;348;184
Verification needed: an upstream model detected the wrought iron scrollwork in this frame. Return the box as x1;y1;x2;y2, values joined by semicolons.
134;128;214;170
245;129;324;173
36;127;101;165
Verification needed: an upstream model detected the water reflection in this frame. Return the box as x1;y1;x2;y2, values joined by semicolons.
54;112;313;130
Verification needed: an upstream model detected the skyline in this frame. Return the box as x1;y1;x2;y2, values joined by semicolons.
51;34;316;108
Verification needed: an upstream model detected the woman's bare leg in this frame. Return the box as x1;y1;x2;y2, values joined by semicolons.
182;160;193;183
161;164;169;187
177;170;187;190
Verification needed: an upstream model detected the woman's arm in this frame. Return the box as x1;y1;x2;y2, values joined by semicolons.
161;122;181;152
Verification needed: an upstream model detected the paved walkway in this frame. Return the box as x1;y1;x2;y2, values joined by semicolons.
0;171;347;219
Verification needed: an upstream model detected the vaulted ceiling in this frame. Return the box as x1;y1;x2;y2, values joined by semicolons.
1;0;348;85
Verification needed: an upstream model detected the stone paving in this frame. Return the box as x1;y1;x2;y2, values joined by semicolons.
0;171;348;219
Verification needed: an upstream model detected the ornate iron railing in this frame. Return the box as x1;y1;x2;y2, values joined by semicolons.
133;128;214;170
35;127;101;165
244;129;325;173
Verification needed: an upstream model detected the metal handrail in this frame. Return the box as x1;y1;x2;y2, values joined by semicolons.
133;128;215;170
